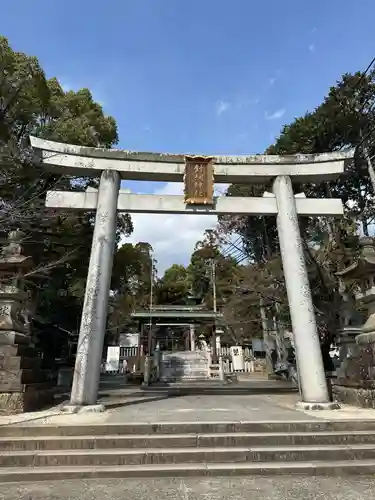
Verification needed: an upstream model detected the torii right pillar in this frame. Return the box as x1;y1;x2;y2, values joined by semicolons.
273;175;339;410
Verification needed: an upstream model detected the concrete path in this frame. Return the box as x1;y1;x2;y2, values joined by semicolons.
106;393;312;423
1;477;375;499
1;379;375;427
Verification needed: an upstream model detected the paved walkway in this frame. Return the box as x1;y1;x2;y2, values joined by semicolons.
1;377;375;427
1;389;375;427
1;477;375;500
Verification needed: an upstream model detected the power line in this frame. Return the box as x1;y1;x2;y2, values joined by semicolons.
352;56;375;192
355;56;375;91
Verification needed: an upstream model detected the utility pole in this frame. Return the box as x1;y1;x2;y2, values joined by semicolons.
147;256;154;354
211;259;218;363
360;130;375;192
212;259;217;313
259;298;273;375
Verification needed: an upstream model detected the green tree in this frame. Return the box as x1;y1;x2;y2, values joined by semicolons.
0;35;132;335
187;230;240;310
107;242;155;342
156;264;191;304
218;69;375;351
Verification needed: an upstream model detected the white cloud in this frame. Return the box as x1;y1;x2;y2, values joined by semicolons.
265;108;286;120
122;182;230;275
215;100;231;117
268;77;276;87
309;44;315;53
235;96;260;110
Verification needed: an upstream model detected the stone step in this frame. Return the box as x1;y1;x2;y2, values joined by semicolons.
2;430;375;451
3;420;375;437
2;444;375;467
142;381;298;394
0;459;375;482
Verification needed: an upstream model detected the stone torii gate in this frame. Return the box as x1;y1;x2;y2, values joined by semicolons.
30;136;354;411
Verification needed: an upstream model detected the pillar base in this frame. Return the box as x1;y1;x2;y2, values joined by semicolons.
61;404;105;414
296;401;340;411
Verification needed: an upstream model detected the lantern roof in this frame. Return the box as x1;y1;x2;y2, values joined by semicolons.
336;237;375;280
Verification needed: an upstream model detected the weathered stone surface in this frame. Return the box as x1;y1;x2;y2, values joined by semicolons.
0;345;37;358
0;368;49;386
0;346;55;412
333;385;375;409
337;343;375;386
1;476;374;500
0;330;29;345
0;231;56;414
2;415;375;482
30;135;352;183
333;341;375;408
0;385;54;414
0;354;40;370
333;237;375;408
160;351;210;382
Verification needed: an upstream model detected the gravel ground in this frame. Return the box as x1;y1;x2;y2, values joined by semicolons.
2;476;375;500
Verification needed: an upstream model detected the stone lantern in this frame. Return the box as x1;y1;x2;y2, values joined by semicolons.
333;236;375;407
0;230;54;414
0;230;34;346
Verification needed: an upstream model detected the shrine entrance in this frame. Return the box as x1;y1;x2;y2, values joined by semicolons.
30;136;354;411
131;305;224;383
131;305;223;353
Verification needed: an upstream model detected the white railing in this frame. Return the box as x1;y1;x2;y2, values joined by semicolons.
119;346;266;375
217;347;253;358
120;346;254;359
120;346;141;358
221;359;257;373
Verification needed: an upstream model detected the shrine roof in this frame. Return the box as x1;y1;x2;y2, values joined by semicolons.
131;309;224;323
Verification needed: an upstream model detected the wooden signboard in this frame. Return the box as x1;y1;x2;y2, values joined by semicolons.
184;156;214;205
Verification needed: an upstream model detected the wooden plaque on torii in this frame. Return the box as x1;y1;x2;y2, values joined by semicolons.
184;156;214;205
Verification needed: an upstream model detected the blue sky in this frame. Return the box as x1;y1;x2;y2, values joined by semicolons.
2;0;375;272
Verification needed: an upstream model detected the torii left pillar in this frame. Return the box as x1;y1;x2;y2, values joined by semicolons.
65;170;120;412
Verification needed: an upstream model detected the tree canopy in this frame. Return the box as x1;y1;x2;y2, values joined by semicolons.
0;35;131;333
3;34;374;355
217;68;375;348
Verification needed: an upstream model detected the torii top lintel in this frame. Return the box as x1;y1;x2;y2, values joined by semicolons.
29;136;354;184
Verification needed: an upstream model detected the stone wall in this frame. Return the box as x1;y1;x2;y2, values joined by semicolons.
332;385;375;409
332;342;375;409
0;345;54;414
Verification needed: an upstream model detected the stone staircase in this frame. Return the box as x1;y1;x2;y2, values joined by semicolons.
141;379;296;395
1;420;375;481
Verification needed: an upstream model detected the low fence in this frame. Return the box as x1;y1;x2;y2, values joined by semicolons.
217;347;253;358
118;353;266;376
120;346;140;358
221;359;266;374
120;346;255;361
